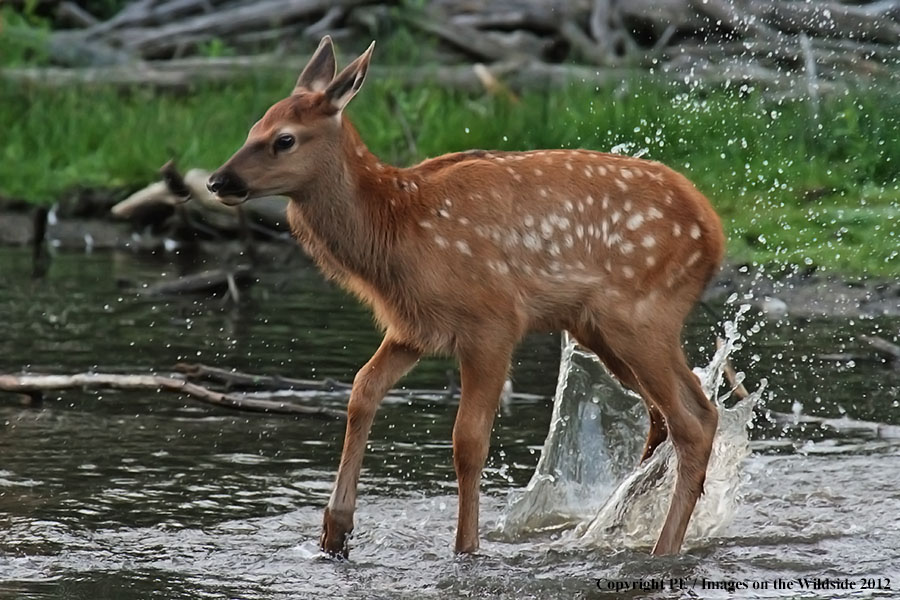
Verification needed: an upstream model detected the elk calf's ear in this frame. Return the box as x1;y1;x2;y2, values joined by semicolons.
295;35;337;94
324;41;375;114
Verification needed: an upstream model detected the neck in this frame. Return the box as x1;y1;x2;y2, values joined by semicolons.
286;119;400;287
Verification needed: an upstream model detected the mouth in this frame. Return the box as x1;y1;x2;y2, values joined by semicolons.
216;192;251;207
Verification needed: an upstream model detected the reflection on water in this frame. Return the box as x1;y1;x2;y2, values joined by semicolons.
1;248;899;599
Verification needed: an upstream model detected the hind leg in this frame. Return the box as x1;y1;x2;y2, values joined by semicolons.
571;328;668;463
576;321;717;555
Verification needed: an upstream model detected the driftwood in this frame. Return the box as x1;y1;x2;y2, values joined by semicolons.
175;362;544;402
860;335;900;361
110;164;290;241
0;372;346;419
139;265;255;296
0;362;543;418
176;362;352;392
717;337;750;400
819;335;900;367
7;0;896;95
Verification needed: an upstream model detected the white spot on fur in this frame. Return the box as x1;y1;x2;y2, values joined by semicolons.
616;179;628;191
455;240;472;256
686;250;702;266
564;200;574;212
576;224;584;239
584;166;593;178
419;220;434;229
648;206;664;220
587;194;595;206
611;211;621;225
646;256;656;266
642;235;656;248
523;232;541;250
621;168;633;180
690;223;702;239
565;162;573;171
673;223;682;237
540;219;554;239
524;215;535;227
601;195;609;210
434;235;448;248
438;209;450;218
623;200;632;212
621;241;635;254
534;168;543;176
626;213;644;230
458;217;470;226
622;266;635;279
597;165;608;176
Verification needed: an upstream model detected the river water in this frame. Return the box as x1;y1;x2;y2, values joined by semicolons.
1;247;898;599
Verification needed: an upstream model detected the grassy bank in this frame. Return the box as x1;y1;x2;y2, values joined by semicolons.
1;75;897;275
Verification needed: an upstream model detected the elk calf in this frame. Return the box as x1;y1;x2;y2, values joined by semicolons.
208;37;726;557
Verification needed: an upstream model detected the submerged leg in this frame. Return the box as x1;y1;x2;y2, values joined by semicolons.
320;337;420;557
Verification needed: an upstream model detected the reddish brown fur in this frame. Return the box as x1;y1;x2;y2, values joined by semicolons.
210;37;726;558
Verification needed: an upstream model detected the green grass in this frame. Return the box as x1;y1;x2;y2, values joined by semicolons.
1;73;897;275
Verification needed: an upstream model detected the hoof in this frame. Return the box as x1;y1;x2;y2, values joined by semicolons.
320;507;353;558
453;537;480;555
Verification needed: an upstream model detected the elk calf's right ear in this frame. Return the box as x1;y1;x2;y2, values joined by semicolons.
295;35;337;94
324;41;376;114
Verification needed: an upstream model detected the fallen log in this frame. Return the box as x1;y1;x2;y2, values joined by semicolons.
0;372;346;419
860;335;900;363
174;362;545;401
139;265;255;296
176;362;352;392
106;0;370;58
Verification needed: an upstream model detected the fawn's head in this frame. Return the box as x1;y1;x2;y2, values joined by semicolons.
207;36;374;205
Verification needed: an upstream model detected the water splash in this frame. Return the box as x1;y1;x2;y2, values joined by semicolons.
496;307;766;551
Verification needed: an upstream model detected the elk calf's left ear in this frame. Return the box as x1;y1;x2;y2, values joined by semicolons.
324;41;375;113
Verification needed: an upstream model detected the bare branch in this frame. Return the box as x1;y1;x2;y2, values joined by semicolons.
0;372;346;419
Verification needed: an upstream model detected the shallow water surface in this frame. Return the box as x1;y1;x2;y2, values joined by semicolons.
1;248;898;599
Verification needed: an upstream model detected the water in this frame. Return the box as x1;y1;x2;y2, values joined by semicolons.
1;247;899;599
499;314;765;550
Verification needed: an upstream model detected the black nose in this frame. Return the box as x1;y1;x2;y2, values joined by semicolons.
207;169;247;197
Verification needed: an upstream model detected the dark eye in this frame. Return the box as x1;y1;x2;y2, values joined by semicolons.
274;134;295;152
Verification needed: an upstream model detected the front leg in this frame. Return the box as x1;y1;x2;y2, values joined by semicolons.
320;337;420;557
452;343;514;554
